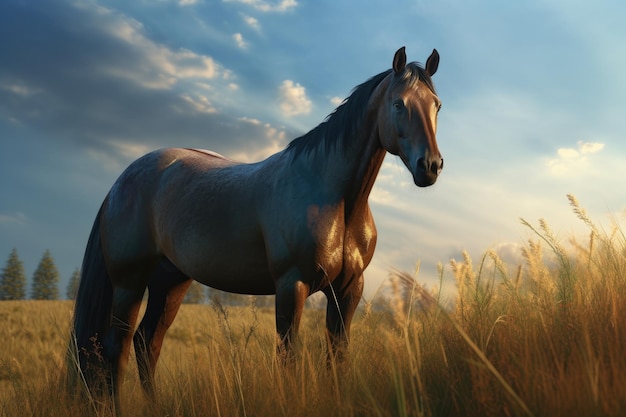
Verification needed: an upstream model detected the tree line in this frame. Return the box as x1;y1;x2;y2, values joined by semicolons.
0;248;325;307
0;248;70;300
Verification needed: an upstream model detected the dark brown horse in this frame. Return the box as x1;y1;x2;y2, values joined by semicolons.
69;46;442;410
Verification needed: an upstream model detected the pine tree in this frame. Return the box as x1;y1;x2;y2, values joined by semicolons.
0;248;26;300
31;250;60;300
66;268;80;300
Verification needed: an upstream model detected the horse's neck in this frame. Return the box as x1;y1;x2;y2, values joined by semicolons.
342;128;386;216
284;73;389;216
329;79;389;216
310;121;385;217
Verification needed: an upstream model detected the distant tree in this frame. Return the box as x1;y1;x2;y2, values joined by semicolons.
183;281;206;304
66;268;80;300
0;248;26;300
31;250;60;300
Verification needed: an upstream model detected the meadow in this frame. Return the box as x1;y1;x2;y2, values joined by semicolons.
1;195;626;417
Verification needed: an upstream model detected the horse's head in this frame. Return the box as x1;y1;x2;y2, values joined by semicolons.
376;47;443;187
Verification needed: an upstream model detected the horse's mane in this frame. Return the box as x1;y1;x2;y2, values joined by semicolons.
286;62;436;159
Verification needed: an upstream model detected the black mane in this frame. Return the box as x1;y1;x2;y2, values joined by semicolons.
286;62;435;159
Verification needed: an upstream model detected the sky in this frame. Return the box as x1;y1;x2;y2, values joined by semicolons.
1;0;625;299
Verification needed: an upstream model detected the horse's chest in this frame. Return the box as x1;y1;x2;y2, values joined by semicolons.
306;205;376;278
306;205;344;260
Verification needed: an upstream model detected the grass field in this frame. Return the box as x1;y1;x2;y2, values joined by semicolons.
2;196;626;417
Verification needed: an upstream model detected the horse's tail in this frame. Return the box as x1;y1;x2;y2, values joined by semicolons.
67;201;114;392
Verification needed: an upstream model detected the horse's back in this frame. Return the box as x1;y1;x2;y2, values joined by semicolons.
103;147;235;222
100;148;240;270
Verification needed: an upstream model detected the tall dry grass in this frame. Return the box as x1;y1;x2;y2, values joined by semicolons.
1;195;626;416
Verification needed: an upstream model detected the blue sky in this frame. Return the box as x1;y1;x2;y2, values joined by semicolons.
1;0;625;298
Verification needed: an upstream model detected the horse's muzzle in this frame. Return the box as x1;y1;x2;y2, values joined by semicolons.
414;156;443;187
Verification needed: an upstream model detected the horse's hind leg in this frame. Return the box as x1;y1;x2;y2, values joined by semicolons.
134;258;192;397
102;280;148;409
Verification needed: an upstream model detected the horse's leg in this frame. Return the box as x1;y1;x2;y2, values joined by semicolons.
102;278;149;409
274;270;310;361
134;259;192;397
322;274;364;362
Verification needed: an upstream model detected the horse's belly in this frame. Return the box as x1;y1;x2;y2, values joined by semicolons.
180;243;276;295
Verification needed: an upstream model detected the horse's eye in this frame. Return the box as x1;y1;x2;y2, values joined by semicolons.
393;100;404;111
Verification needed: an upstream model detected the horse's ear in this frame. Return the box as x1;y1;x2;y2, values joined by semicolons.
393;47;407;74
425;49;439;76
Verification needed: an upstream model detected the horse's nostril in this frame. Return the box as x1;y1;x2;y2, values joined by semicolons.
417;157;427;171
432;158;443;175
418;157;442;175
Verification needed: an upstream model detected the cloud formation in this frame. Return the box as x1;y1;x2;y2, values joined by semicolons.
233;33;248;49
329;96;344;107
180;93;218;114
242;15;261;31
547;140;605;176
0;0;306;166
279;80;312;116
61;2;222;91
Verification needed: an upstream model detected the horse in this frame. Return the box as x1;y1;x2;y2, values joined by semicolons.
69;46;443;410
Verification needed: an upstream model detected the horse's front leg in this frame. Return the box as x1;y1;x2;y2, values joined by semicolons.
323;274;364;362
274;269;310;361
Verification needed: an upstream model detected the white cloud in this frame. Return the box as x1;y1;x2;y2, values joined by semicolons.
238;116;261;125
170;50;218;79
557;148;580;159
181;93;218;114
91;5;220;89
330;96;344;106
224;0;297;13
547;140;605;176
242;14;261;31
279;80;312;116
579;141;605;154
195;82;213;91
264;124;286;143
229;120;287;162
233;33;248;49
178;0;199;5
